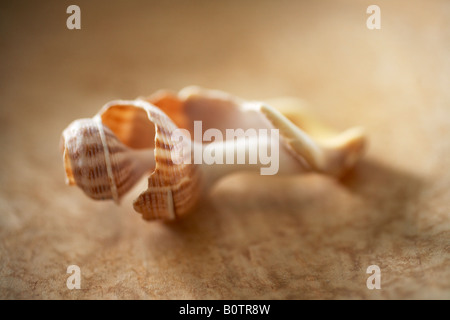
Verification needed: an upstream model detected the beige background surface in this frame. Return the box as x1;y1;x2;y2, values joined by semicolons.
0;0;449;299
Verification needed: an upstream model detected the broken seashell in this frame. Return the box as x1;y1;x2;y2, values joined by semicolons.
61;87;366;221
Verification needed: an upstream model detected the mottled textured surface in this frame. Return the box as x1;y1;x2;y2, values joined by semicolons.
0;0;449;299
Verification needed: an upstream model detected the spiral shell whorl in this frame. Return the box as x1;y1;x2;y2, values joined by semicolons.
61;100;202;221
62;118;137;202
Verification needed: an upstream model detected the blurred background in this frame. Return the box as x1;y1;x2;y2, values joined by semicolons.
0;0;449;299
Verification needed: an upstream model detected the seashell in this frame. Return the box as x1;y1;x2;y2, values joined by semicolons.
61;86;366;221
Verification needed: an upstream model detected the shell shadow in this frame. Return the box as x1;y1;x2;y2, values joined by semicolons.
142;159;423;298
339;159;424;238
156;158;424;256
